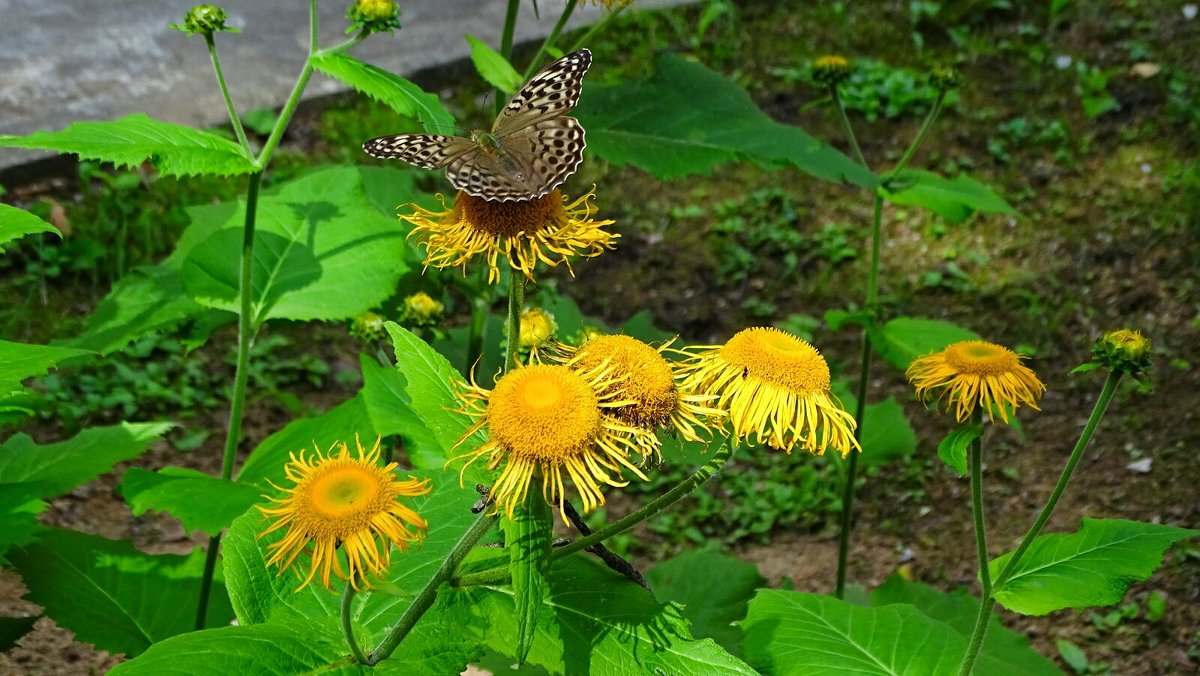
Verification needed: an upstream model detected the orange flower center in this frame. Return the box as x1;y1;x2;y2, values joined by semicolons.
941;341;1020;376
458;189;563;238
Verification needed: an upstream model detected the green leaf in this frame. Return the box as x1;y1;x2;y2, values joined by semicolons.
857;397;918;466
824;308;873;331
447;556;757;675
0;339;91;396
884;170;1017;224
180;166;412;324
576;54;878;188
869;317;981;370
936;424;981;477
871;575;1060;675
741;589;968;675
647;548;766;655
0;203;59;252
8;528;234;657
311;53;456;133
1056;639;1089;672
237;394;376;490
466;35;524;93
360;354;444;468
0;114;255;177
0;483;46;564
0;615;38;652
989;518;1199;616
505;498;553;664
119;467;264;536
0;422;172;497
385;323;488;482
107;621;349;675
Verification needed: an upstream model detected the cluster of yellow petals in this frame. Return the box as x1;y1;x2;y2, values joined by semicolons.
907;340;1044;424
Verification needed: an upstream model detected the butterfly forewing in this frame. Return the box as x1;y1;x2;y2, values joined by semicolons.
362;48;592;202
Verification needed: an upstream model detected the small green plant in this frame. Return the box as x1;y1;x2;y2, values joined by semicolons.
1076;62;1121;118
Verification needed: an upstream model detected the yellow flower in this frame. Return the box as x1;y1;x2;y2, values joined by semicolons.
553;334;723;450
678;327;858;456
519;307;558;351
258;437;430;591
401;189;617;284
400;291;445;328
451;363;658;518
812;54;852;86
906;340;1045;424
1089;328;1151;379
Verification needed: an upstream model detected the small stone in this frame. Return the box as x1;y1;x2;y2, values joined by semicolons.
1184;4;1197;21
1055;54;1073;70
1126;458;1152;473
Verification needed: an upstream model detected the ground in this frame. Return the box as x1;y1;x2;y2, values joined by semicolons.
1;0;1198;674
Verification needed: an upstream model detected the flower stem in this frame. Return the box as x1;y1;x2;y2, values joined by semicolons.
830;86;867;169
958;408;992;676
366;511;499;665
569;3;629;52
993;370;1122;588
505;272;524;371
455;432;738;587
497;0;522;115
341;583;367;664
890;93;944;177
834;193;883;599
204;34;251;155
522;0;579;81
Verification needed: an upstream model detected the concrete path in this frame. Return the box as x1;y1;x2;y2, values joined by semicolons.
0;0;685;173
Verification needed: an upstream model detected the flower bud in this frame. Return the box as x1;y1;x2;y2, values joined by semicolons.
1089;329;1152;380
812;55;852;87
170;4;239;37
929;66;963;92
346;0;402;35
400;292;445;328
518;308;558;351
349;311;387;342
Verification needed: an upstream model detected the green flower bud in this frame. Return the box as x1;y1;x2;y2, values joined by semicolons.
1090;329;1152;380
399;292;444;328
518;308;558;351
929;66;963;92
170;4;239;37
346;0;402;35
812;55;852;87
349;311;387;342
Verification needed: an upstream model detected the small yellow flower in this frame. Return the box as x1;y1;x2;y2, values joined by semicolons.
349;311;387;342
518;307;558;351
258;437;430;591
812;54;852;87
400;189;617;284
451;363;658;518
400;291;445;328
346;0;401;34
678;327;858;456
554;334;723;450
907;340;1045;424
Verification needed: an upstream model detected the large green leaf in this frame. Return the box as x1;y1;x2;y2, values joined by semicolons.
575;54;878;188
180;166;412;325
7;528;234;657
741;589;968;674
871;576;1060;675
505;499;553;664
119;467;264;536
0;339;91;396
833;395;918;467
223;475;480;633
447;556;757;675
360;354;443;469
0;114;256;177
869;317;981;370
0;203;60;252
989;518;1198;616
0;483;46;564
311;52;456;133
0;422;171;497
647;549;765;655
466;34;523;93
237;394;376;490
885;170;1017;224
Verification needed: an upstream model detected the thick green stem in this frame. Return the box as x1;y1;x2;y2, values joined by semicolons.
994;371;1122;587
505;272;524;371
204;34;251;155
341;584;367;664
891;93;944;177
194;534;220;630
958;409;991;675
367;512;499;665
834;193;884;598
522;0;579;81
456;433;738;587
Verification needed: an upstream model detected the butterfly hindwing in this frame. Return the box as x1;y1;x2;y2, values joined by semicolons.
361;134;477;170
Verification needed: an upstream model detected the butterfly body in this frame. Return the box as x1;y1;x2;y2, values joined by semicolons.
363;49;592;202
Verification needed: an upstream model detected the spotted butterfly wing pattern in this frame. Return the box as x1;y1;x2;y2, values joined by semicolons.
362;49;592;202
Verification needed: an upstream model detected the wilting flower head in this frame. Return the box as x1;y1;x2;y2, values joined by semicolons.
907;340;1045;424
812;55;852;87
518;307;558;352
346;0;401;34
401;189;617;284
400;291;445;328
1086;329;1152;380
678;327;858;456
258;437;430;591
451;363;658;518
554;334;723;450
170;4;239;37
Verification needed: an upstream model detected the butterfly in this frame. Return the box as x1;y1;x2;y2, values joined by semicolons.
362;48;592;202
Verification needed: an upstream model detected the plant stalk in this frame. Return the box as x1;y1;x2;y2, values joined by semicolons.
204;34;252;155
366;511;499;665
505;271;524;371
523;0;579;81
830;86;867;169
890;93;945;177
569;3;629;52
497;0;522;115
341;584;368;664
958;409;991;675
